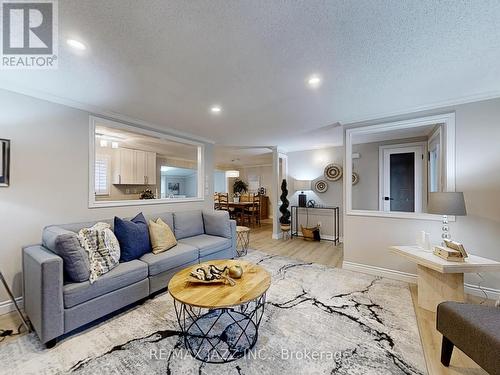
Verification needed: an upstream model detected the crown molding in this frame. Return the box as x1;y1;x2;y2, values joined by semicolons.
339;90;500;126
0;82;216;144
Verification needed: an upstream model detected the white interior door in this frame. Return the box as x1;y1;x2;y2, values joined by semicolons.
380;145;424;213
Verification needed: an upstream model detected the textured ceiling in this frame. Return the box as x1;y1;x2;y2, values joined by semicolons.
1;0;500;151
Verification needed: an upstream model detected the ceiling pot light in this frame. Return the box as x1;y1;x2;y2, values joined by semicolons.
210;105;222;114
111;142;119;149
307;74;322;88
67;39;87;51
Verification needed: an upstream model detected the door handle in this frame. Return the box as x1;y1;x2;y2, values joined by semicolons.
384;196;394;201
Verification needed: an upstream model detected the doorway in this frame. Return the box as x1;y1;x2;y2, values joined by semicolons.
379;143;424;213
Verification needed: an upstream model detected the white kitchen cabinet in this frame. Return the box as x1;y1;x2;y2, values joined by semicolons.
146;151;156;185
112;148;134;184
134;150;147;184
112;148;156;185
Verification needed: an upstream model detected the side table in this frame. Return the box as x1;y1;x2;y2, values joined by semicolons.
236;226;250;256
390;246;500;312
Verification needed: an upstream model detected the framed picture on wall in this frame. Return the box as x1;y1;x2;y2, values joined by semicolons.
0;139;10;187
168;182;180;195
248;175;260;192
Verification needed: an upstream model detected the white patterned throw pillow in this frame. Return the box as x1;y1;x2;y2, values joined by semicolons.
78;222;120;283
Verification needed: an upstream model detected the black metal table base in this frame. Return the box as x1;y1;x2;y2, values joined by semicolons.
174;293;266;363
290;205;340;245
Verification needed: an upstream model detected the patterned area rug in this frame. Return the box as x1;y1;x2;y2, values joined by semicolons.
0;250;426;374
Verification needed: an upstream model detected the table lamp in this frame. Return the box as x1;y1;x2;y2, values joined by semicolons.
294;180;311;207
427;192;467;244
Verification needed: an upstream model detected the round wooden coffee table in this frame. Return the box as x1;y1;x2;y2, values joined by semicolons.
168;259;271;363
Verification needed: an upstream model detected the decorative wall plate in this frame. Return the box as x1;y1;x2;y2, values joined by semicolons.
324;163;342;181
352;172;359;186
314;179;328;193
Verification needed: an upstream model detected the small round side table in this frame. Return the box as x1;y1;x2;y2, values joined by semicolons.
236;226;250;256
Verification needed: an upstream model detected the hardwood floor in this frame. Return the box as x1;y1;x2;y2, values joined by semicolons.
249;220;343;267
0;221;490;375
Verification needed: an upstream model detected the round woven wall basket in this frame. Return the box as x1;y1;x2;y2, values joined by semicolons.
314;179;328;193
352;172;360;186
324;163;342;181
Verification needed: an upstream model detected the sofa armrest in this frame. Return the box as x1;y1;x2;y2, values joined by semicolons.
230;220;237;257
23;245;64;343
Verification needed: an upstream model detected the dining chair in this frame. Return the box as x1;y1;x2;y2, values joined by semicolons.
240;193;250;202
214;192;220;210
218;193;229;211
218;193;239;221
242;194;261;227
251;193;261;226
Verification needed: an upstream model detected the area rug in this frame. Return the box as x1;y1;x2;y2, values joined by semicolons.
0;250;426;374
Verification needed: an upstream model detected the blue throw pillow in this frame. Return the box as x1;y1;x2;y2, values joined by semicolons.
114;213;151;262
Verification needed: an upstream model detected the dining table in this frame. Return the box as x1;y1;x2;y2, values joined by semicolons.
227;201;254;208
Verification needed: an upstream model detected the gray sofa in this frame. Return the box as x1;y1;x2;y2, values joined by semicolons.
22;210;237;348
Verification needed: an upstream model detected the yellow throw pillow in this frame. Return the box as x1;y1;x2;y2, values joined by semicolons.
148;218;177;254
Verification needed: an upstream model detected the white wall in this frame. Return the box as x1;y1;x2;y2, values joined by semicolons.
287;147;344;238
0;89;214;304
213;171;226;193
344;98;500;292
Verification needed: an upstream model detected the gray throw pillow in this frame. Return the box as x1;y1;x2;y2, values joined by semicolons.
42;226;90;282
203;210;232;239
173;211;204;239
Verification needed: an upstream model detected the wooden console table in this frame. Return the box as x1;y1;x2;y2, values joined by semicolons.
390;246;500;312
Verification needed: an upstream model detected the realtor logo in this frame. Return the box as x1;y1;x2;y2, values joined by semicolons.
1;0;58;69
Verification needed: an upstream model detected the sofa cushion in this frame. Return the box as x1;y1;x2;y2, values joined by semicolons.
146;212;174;230
77;222;120;283
42;226;90;283
173;211;204;240
203;210;231;239
179;234;232;258
115;213;151;262
148;218;177;254
63;260;148;308
140;243;198;276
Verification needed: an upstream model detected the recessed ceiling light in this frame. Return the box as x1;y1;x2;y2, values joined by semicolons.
67;39;87;51
307;74;322;88
210;105;222;114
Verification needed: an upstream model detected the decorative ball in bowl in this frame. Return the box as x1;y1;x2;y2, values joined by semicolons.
228;265;243;279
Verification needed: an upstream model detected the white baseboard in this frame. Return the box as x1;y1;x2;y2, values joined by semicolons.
0;296;23;316
342;261;500;300
343;261;417;284
464;283;500;300
272;233;282;240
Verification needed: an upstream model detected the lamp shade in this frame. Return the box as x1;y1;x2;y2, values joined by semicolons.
294;179;311;192
428;192;467;216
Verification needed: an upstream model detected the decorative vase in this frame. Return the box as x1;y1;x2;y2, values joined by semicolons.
234;196;240;203
228;265;243;279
